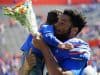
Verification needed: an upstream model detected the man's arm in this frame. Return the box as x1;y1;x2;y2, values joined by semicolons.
33;37;73;75
19;49;36;75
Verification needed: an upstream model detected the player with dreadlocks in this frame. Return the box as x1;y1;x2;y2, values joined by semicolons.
33;9;91;75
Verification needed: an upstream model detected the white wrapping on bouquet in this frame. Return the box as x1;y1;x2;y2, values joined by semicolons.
3;0;38;35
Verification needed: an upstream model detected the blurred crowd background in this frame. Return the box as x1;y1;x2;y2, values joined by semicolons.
0;0;100;75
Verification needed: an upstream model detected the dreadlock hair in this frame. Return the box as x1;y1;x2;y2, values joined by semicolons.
46;9;63;25
63;9;87;33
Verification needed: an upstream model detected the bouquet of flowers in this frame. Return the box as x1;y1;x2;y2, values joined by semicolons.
3;0;39;35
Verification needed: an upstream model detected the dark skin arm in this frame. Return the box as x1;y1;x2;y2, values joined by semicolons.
19;49;36;75
33;37;73;75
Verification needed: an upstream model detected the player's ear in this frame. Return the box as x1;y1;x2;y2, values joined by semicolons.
70;27;78;37
72;27;78;33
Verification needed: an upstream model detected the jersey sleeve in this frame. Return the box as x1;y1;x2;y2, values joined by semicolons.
70;44;91;61
39;25;62;47
20;34;33;53
66;38;91;60
78;44;91;60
